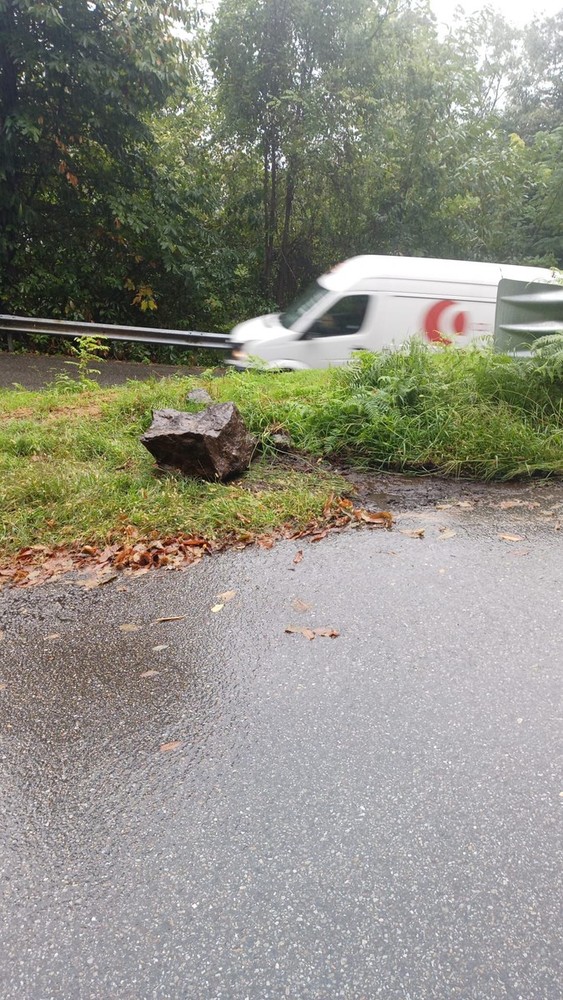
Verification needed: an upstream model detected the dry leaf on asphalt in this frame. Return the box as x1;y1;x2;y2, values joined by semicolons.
0;683;7;691
119;623;141;633
310;530;328;542
45;633;61;640
285;626;316;640
159;740;183;753
400;528;425;538
358;510;394;528
256;535;275;549
152;644;169;652
293;550;304;564
291;598;313;613
217;590;236;603
77;573;118;590
285;625;340;640
151;615;187;624
211;603;224;613
499;533;524;543
439;528;457;539
140;670;160;678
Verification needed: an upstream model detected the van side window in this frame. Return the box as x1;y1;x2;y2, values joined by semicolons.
303;295;370;338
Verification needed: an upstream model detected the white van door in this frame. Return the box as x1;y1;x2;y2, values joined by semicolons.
289;293;374;368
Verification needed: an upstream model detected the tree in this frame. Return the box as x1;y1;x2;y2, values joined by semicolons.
504;11;563;139
209;0;415;303
0;0;196;313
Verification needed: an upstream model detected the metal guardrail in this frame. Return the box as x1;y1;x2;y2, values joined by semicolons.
0;314;231;352
494;280;563;354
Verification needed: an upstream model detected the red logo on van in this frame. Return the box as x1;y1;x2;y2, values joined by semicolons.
424;301;468;344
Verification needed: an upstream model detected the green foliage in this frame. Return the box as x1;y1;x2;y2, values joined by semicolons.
0;374;340;552
0;0;200;322
308;344;563;478
532;331;563;381
64;335;110;386
0;0;561;337
0;350;561;556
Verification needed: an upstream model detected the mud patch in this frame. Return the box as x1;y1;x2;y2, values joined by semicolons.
335;467;563;518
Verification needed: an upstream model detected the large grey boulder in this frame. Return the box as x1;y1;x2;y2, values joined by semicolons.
140;404;256;481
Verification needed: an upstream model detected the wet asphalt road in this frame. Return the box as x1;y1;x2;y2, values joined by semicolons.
0;351;196;389
0;509;562;1000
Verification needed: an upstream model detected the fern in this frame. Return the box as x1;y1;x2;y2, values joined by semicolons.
532;331;563;381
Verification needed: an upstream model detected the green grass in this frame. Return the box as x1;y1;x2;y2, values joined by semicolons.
301;344;563;479
0;344;562;556
0;372;341;555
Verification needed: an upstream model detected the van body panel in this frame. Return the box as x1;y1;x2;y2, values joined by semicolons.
228;256;557;370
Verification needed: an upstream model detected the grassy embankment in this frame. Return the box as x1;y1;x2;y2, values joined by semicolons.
0;344;562;559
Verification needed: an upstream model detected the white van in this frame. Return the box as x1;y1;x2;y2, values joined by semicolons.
228;255;556;369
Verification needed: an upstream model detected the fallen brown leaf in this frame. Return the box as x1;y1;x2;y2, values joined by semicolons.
45;633;61;640
118;623;141;633
499;533;524;543
140;670;160;678
285;626;316;640
0;683;7;691
439;528;456;539
322;494;335;517
293;550;304;564
285;625;340;640
310;530;328;542
400;528;425;538
358;509;394;528
217;590;236;603
77;572;118;590
159;740;183;752
151;615;187;624
256;535;275;549
291;598;313;613
211;603;224;613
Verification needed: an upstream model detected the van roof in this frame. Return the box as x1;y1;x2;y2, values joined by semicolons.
321;255;557;291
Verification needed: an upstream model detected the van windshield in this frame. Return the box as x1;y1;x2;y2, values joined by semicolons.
280;282;331;329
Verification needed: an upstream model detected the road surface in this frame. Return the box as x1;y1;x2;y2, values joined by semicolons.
0;351;198;390
0;499;561;999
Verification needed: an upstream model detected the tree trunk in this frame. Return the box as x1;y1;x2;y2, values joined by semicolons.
263;132;278;298
0;3;20;272
276;171;296;305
